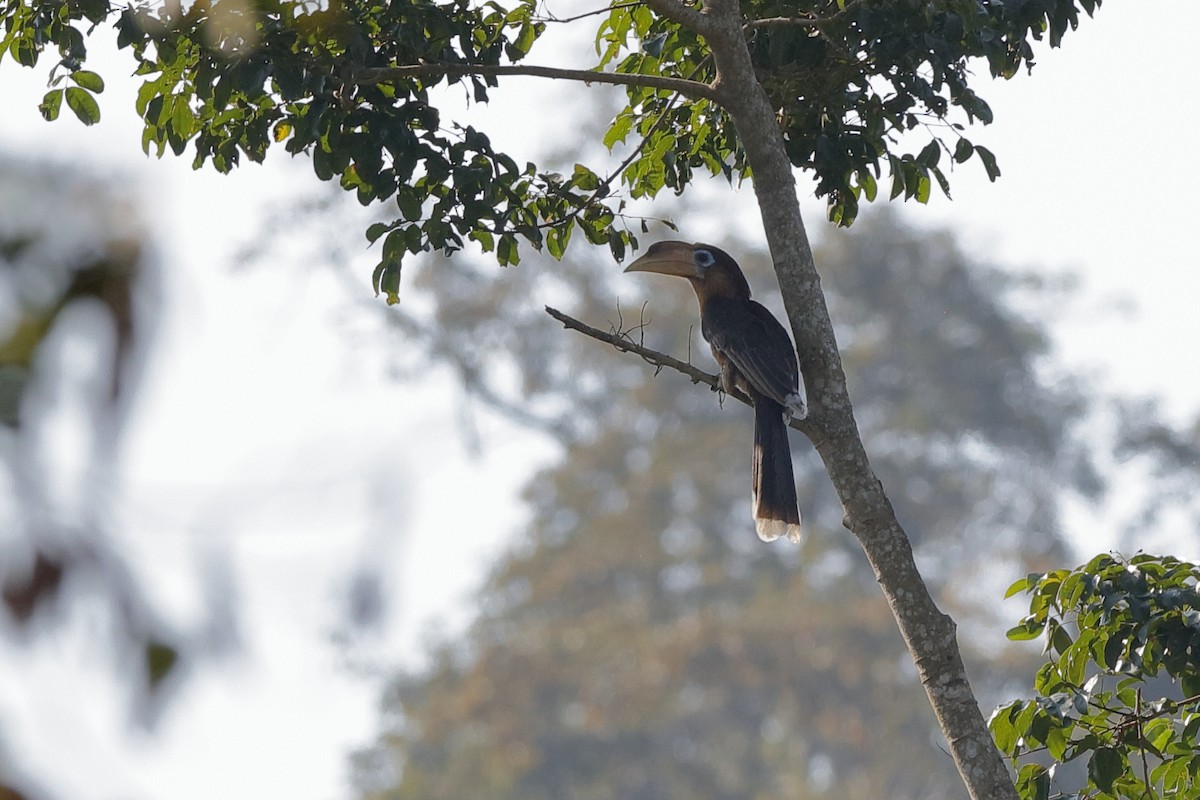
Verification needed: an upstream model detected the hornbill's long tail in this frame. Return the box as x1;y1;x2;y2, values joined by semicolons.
752;397;802;543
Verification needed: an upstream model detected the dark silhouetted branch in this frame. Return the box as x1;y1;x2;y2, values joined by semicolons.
544;305;814;436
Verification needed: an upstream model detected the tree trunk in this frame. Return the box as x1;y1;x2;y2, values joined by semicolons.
656;2;1020;798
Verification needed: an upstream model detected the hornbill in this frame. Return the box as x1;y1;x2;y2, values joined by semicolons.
625;241;806;543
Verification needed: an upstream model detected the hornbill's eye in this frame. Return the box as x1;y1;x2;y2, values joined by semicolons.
694;248;715;268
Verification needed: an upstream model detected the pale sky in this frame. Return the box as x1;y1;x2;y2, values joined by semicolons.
1;2;1198;799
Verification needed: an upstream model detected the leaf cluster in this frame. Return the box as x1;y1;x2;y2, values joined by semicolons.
597;6;742;197
2;0;636;295
992;554;1200;799
1;0;108;123
0;156;194;713
598;0;1098;225
3;0;1102;288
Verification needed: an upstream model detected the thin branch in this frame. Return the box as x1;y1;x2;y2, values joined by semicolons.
743;0;862;30
643;0;716;36
746;17;824;29
1136;688;1152;797
546;305;719;388
531;55;711;235
539;1;644;25
544;305;811;434
355;62;716;101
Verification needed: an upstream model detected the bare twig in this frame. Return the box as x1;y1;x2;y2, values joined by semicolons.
356;62;716;101
540;1;645;25
744;0;862;30
545;305;811;434
547;305;720;388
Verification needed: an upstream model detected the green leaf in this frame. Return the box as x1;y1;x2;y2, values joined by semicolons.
572;163;600;191
1016;763;1050;800
381;228;406;264
496;233;519;266
1144;716;1175;754
64;87;100;125
603;111;634;150
1088;746;1123;793
136;79;161;117
313;146;335;181
988;702;1021;755
914;172;932;204
917;139;940;169
1060;572;1088;609
1007;617;1043;641
1062;639;1087;685
374;229;405;304
469;228;495;252
931;165;951;200
1044;723;1070;762
858;170;877;202
1181;669;1200;699
171;95;194;139
1102;631;1125;670
1159;756;1190;792
976;145;1001;181
397;189;423;222
71;69;105;93
366;222;393;244
1005;575;1033;599
372;260;402;305
39;89;64;121
546;221;572;260
1047;618;1073;655
12;38;38;67
1115;676;1140;707
607;228;626;262
512;21;539;57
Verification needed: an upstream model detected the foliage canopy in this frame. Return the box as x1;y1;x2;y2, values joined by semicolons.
1;0;1100;298
0;2;1111;797
994;554;1200;800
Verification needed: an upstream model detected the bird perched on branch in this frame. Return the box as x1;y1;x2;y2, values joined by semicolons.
625;241;806;543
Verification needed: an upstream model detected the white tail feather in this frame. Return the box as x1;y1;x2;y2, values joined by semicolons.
754;515;803;544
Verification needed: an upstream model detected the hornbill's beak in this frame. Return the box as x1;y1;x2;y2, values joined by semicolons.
623;241;697;278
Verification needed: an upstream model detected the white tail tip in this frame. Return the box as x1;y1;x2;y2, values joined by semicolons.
755;517;803;544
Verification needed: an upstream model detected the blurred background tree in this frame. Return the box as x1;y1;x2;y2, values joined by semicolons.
0;157;163;664
347;209;1118;800
0;157;232;799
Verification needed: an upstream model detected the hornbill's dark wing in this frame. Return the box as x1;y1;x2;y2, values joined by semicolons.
702;299;799;408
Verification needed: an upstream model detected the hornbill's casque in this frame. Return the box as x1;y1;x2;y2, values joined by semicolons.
625;241;806;543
